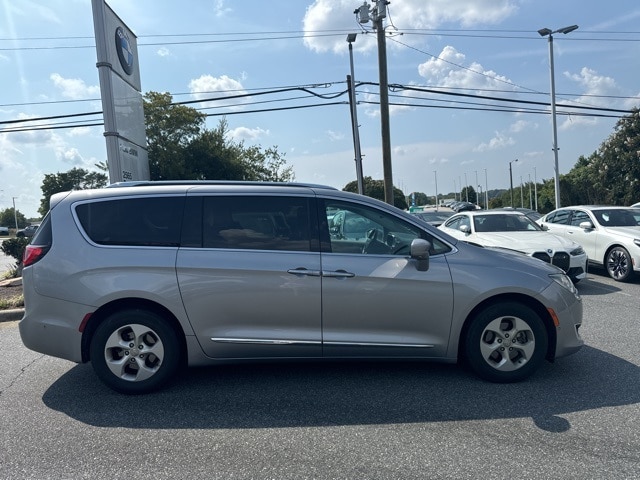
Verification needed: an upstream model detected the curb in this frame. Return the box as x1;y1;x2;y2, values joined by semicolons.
0;308;24;323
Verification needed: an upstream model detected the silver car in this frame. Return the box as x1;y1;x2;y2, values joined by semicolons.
19;182;583;394
538;206;640;282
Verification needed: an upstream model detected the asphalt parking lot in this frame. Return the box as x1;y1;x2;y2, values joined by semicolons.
0;264;638;479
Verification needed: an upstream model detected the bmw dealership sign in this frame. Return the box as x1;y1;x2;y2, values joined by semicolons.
92;0;148;182
115;26;134;76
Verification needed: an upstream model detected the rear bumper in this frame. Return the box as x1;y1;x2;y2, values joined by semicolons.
19;291;88;363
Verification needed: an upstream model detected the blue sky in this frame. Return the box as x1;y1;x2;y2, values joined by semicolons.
1;0;639;218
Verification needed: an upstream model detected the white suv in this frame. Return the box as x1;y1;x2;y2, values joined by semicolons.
20;182;583;393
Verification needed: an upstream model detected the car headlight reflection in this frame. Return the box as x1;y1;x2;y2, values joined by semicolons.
550;273;579;298
570;246;585;256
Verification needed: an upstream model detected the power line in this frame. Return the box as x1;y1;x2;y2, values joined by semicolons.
1;80;634;135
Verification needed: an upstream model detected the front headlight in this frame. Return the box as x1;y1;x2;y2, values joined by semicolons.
550;273;579;297
570;246;585;256
633;239;640;248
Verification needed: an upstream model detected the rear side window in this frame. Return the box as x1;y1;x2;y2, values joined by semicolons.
201;196;313;252
76;196;185;246
546;210;570;225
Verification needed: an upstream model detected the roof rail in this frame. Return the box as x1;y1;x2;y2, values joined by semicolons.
106;180;338;190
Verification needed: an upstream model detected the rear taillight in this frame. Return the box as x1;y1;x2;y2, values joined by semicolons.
23;245;50;267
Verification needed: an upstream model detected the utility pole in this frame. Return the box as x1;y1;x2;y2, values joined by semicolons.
355;1;393;205
346;33;364;195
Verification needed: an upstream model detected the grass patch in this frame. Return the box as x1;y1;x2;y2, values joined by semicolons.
0;294;24;309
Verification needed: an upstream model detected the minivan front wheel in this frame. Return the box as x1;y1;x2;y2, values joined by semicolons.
90;309;181;394
464;303;548;383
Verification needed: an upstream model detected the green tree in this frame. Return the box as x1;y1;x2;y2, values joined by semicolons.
0;208;28;230
39;168;108;216
592;108;640;205
559;108;640;207
144;91;206;180
343;176;408;210
144;92;292;182
408;192;428;206
461;186;477;204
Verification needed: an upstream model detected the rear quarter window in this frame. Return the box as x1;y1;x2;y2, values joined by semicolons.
75;196;185;246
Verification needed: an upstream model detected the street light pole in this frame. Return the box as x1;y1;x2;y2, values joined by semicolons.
12;197;18;230
534;167;538;211
346;33;364;195
538;24;578;209
434;170;439;210
484;168;488;209
509;159;518;207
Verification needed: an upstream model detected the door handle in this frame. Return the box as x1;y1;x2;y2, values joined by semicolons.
322;269;356;278
287;267;321;277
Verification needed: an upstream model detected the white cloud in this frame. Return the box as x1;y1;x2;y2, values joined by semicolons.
509;120;532;133
303;0;516;54
213;0;232;17
560;67;619;129
50;73;100;99
56;147;84;165
156;47;171;57
228;126;269;142
326;130;345;141
418;45;512;91
188;74;249;109
67;127;92;137
474;131;515;152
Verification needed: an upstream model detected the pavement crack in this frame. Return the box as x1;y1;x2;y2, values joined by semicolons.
0;354;45;397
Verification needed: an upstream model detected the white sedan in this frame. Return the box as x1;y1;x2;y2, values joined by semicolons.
439;211;588;283
538;206;640;282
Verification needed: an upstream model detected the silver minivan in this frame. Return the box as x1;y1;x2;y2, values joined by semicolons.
20;182;583;394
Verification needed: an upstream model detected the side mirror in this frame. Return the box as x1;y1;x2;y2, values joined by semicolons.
579;221;594;230
459;225;471;234
410;239;431;271
540;224;549;231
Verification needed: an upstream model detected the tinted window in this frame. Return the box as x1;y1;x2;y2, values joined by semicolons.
546;210;571;225
202;196;312;251
570;210;590;226
76;196;184;246
322;199;450;256
30;214;52;247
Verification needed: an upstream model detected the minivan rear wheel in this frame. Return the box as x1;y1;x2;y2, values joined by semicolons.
90;309;181;394
464;303;548;383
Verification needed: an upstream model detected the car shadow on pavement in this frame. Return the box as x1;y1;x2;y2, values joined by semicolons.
42;345;639;433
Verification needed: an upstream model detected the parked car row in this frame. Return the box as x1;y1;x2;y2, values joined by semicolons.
0;224;41;237
17;224;40;238
410;210;453;227
438;210;588;283
450;201;481;213
538;206;640;282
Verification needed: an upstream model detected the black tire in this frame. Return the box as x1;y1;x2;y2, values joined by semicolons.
90;309;181;394
605;246;634;282
464;302;548;383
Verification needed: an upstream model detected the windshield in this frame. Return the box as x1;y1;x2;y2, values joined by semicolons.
473;214;541;232
593;209;640;227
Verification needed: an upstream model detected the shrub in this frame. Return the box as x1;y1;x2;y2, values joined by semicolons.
1;238;29;275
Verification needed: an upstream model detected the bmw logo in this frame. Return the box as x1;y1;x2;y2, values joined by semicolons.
115;26;134;75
